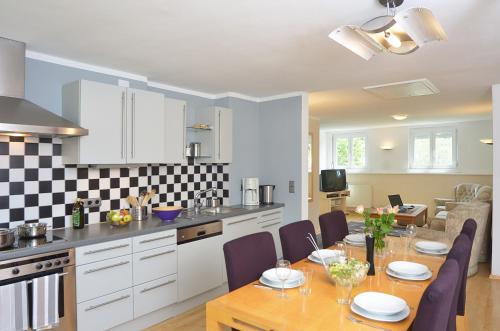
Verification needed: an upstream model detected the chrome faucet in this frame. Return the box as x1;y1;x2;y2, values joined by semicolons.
194;188;217;214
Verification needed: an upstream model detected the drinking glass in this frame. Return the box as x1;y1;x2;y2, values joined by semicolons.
299;268;314;296
275;259;292;298
335;276;353;305
334;241;347;260
400;233;411;255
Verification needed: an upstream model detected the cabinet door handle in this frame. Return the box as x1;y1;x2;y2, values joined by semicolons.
84;294;130;312
262;211;281;218
257;217;281;225
131;92;136;158
139;234;175;244
140;279;176;293
139;249;176;261
218;111;221;160
84;260;130;274
121;92;125;159
227;217;256;226
262;221;281;229
83;243;130;255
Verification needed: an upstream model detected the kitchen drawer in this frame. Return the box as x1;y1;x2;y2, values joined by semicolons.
133;229;176;253
75;238;132;266
133;244;177;285
76;255;133;303
77;288;133;331
133;274;177;318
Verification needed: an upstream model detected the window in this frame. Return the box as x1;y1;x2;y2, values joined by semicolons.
409;127;457;169
333;134;366;169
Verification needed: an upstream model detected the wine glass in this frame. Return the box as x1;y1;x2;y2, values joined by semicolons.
275;259;292;298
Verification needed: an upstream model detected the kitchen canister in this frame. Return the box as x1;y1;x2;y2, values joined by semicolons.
131;206;148;221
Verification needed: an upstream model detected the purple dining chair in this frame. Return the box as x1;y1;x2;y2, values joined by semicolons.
457;218;477;315
445;234;472;331
223;232;277;292
319;211;349;248
279;220;316;264
412;259;460;331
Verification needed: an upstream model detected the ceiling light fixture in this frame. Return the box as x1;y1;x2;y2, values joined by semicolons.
329;0;447;60
392;114;408;120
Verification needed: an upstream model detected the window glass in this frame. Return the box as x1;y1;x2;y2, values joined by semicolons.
434;131;453;168
413;134;431;168
352;136;366;168
335;137;349;168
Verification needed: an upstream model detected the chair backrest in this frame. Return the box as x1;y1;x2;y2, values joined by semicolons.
319;211;349;248
454;183;492;203
279;220;316;264
445;234;472;331
223;232;277;292
457;219;476;316
412;259;460;331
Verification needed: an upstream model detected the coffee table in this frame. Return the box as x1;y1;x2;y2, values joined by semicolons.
370;204;428;227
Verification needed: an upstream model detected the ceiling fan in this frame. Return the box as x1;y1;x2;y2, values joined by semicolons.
329;0;447;60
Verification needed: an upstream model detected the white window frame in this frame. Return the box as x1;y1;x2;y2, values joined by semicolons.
409;127;457;169
332;133;367;169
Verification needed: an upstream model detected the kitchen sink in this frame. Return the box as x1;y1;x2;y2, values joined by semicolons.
201;207;243;215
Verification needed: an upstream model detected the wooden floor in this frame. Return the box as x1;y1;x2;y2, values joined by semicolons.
146;263;500;331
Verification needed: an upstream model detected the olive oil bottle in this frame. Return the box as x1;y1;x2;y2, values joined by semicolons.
72;198;85;229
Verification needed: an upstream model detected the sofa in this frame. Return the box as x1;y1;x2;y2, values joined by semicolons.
417;201;490;276
431;183;492;231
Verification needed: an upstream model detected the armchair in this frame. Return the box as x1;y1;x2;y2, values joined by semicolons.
417;201;490;276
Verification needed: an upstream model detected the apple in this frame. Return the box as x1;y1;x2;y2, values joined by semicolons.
123;215;132;222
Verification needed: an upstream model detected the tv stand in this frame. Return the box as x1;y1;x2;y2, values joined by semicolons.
319;190;350;214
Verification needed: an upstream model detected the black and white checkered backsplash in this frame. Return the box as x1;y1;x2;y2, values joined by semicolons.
0;136;229;229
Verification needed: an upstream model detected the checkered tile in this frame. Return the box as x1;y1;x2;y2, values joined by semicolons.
0;136;229;229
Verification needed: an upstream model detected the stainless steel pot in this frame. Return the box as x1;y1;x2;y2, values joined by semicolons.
0;229;15;248
206;197;221;208
17;223;47;239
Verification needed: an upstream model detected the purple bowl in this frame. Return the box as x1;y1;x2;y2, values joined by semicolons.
152;207;183;221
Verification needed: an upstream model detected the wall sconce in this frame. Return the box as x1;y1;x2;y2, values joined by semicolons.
480;139;493;145
380;144;394;150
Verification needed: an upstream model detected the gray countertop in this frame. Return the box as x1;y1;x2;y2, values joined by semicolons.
0;203;284;262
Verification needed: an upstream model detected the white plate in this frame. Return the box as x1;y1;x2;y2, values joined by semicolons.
262;268;303;284
386;267;432;281
259;276;303;289
344;239;366;247
414;246;449;256
351;303;410;322
388;261;429;277
353;292;407;316
345;233;365;243
311;249;341;260
415;241;448;252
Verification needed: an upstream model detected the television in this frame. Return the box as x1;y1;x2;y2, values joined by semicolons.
320;169;347;192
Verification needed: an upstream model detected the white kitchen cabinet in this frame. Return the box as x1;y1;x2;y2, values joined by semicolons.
75;237;132;266
164;97;187;164
126;88;165;164
77;288;133;331
62;80;165;165
76;254;133;303
215;107;233;163
133;274;177;319
257;209;284;258
132;229;176;253
133;245;177;285
177;235;223;301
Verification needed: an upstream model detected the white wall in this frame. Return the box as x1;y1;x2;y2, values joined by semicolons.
321;120;493;175
492;85;500;276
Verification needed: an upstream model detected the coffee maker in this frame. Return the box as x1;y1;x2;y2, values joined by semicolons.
242;178;259;206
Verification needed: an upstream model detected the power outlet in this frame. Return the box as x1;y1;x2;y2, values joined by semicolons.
82;198;102;209
289;180;295;193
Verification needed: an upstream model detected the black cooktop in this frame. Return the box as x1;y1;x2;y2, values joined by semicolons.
0;231;66;251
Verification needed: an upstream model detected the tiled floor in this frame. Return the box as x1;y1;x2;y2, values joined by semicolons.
147;263;499;331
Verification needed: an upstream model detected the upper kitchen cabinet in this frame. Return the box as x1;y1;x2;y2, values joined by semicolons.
62;80;165;164
189;107;232;164
164;97;187;164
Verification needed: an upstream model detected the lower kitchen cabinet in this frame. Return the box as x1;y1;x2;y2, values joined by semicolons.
133;244;177;285
133;274;178;318
77;288;134;331
177;235;223;301
76;255;133;303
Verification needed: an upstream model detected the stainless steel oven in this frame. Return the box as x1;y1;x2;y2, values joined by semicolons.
0;249;76;330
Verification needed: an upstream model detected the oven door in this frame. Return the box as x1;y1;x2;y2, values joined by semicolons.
0;265;76;331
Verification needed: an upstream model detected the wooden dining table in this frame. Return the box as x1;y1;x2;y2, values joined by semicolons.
206;236;448;331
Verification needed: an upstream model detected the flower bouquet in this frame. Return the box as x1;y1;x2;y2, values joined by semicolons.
355;205;397;251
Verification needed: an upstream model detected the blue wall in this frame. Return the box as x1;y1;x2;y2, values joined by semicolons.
24;58;303;223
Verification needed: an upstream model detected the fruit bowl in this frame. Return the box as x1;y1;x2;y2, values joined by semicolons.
107;210;133;227
152;206;183;221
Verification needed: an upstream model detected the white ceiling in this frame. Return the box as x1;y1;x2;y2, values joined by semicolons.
0;0;498;128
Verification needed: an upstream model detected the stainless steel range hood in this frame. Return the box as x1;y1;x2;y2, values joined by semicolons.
0;37;88;137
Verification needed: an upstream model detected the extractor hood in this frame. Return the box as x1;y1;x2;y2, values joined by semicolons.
0;37;88;137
